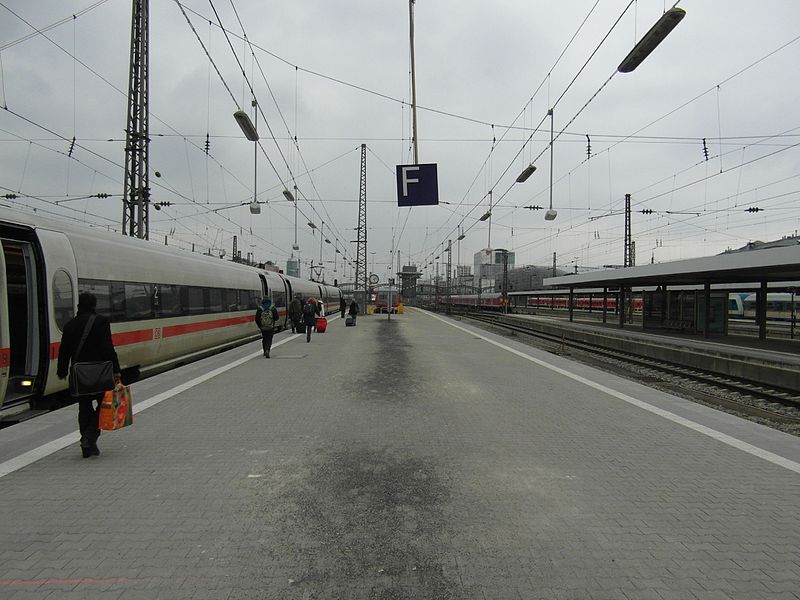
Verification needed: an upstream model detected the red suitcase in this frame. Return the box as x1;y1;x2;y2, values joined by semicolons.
316;317;328;333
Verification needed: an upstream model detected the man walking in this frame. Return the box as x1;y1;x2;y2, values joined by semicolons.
302;298;316;343
288;295;303;334
57;292;121;458
255;298;279;358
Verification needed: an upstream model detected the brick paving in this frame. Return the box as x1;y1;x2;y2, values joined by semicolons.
0;309;798;599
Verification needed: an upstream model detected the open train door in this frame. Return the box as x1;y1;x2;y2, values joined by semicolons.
0;241;9;407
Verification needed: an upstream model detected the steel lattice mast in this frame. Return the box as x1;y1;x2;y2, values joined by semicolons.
122;0;150;239
354;144;368;306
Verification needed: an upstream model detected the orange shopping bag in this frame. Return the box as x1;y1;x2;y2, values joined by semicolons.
98;385;133;431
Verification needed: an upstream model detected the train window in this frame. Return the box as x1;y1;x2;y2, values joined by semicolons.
52;270;74;331
156;284;183;318
207;288;223;313
125;283;154;320
110;282;126;322
184;287;205;315
250;290;261;309
233;289;247;311
223;289;238;312
79;278;112;320
272;289;286;311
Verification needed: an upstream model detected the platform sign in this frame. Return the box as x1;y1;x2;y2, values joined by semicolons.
396;163;439;207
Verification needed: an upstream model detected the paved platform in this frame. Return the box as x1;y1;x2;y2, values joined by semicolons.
1;309;799;599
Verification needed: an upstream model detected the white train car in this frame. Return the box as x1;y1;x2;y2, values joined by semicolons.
0;208;341;411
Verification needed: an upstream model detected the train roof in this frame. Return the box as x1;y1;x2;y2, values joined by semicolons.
1;207;263;286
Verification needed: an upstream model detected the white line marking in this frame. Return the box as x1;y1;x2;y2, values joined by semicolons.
420;309;800;475
0;335;298;479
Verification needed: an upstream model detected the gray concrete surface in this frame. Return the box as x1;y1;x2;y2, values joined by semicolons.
0;309;798;599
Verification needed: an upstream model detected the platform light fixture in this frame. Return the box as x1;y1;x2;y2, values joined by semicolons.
233;110;259;142
282;189;295;202
457;233;465;241
307;222;317;229
249;202;261;215
479;211;491;222
516;164;537;183
618;7;686;73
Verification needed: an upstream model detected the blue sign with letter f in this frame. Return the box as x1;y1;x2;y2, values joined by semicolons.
396;163;439;207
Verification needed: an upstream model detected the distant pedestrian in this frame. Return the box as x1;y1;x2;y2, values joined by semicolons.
302;298;317;342
349;299;359;325
340;296;347;319
255;298;279;358
288;295;303;333
57;292;121;458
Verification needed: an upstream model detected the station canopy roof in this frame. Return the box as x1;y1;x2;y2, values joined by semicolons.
544;244;800;290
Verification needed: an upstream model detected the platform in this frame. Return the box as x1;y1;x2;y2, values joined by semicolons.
0;309;798;599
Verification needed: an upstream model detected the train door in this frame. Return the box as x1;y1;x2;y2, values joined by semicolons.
271;278;287;327
0;243;9;406
317;285;325;316
0;238;42;407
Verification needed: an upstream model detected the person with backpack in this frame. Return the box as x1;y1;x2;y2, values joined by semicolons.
255;298;279;358
288;295;303;333
302;298;316;343
348;299;359;326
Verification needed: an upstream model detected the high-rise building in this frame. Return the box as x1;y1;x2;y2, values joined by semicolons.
473;248;515;282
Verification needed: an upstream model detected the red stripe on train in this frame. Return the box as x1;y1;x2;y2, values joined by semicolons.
0;347;9;368
161;315;252;337
47;314;257;360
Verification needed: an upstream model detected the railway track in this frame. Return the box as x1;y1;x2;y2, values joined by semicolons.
464;312;800;430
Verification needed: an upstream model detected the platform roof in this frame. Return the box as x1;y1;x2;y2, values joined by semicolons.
543;244;800;289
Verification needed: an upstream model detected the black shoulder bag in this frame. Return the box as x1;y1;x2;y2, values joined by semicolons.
69;314;116;397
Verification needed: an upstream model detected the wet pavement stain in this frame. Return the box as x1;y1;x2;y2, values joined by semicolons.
343;319;427;402
257;446;463;599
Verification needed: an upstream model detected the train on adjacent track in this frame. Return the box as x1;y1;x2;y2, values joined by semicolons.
373;286;402;313
0;209;342;411
449;290;798;322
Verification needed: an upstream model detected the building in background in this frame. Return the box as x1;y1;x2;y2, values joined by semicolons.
474;248;515;292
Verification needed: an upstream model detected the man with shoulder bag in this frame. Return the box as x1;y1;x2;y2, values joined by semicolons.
57;292;121;458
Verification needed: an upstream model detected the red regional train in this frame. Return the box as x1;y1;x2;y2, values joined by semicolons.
374;285;402;313
0;209;342;411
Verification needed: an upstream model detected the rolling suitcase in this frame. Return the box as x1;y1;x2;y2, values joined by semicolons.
345;315;355;327
316;317;328;333
295;322;306;334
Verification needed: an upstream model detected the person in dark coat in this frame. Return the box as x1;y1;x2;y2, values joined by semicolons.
348;299;359;325
255;298;279;358
340;296;347;319
302;298;317;343
288;296;303;333
57;292;121;458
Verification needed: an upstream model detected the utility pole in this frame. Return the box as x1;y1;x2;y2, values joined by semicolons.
409;0;419;164
501;249;509;313
552;252;557;277
355;144;368;310
446;240;452;314
122;0;150;239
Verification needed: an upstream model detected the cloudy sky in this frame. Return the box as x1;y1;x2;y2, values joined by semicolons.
1;0;799;282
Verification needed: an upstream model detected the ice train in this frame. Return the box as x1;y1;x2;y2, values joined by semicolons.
0;209;341;411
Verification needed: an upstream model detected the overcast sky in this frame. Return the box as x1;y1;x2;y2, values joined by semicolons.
2;0;799;281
